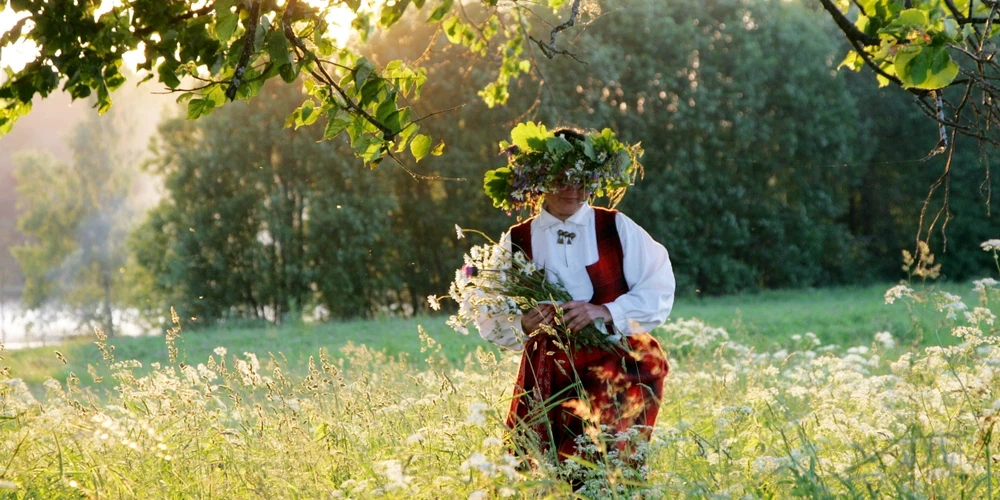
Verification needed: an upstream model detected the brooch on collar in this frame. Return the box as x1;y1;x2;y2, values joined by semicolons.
557;229;577;245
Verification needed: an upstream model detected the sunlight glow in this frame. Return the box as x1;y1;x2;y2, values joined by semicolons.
304;0;361;47
0;8;37;73
0;0;378;81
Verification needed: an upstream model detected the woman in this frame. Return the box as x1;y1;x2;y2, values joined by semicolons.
477;123;675;477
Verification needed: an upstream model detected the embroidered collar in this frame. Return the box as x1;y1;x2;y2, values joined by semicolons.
536;202;592;231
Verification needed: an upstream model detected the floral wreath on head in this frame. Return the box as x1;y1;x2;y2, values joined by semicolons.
483;122;644;213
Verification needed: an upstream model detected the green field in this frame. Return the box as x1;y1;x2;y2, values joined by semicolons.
1;281;971;389
0;280;996;498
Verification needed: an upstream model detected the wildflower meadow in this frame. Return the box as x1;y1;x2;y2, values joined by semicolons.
0;241;999;498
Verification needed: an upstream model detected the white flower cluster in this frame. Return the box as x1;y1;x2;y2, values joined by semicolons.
884;284;914;304
657;317;731;353
981;239;1000;252
444;236;529;337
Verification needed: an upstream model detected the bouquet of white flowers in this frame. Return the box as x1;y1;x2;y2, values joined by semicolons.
430;227;626;350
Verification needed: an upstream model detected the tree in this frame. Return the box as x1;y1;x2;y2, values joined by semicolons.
818;0;1000;245
1;0;598;167
499;0;863;293
819;0;1000;149
131;78;398;324
11;108;137;336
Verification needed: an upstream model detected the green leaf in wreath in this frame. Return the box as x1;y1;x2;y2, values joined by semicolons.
483;167;512;208
510;122;548;152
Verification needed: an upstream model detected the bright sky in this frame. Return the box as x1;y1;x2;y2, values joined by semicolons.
0;0;360;77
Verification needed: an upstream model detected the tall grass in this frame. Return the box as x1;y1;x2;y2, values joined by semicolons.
0;274;997;498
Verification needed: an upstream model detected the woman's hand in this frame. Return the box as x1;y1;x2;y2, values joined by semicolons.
520;304;556;333
560;301;612;333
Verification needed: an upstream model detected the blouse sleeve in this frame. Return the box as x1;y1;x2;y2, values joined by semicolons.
602;213;676;335
473;231;526;351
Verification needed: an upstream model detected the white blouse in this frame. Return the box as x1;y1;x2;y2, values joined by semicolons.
477;203;675;351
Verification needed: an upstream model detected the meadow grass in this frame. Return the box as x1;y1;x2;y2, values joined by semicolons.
1;281;969;391
1;279;996;498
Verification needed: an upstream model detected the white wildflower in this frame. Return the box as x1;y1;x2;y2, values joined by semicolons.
446;315;469;335
965;307;996;326
427;295;441;311
935;292;968;319
376;460;411;490
406;432;426;445
974;278;999;293
469;491;487;500
455;224;464;239
460;452;494;474
213;346;227;356
952;326;985;346
752;456;786;474
482;436;502;447
884;284;914;304
466;402;488;427
874;331;895;349
981;239;1000;252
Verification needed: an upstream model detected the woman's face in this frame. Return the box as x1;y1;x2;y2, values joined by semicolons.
543;183;590;221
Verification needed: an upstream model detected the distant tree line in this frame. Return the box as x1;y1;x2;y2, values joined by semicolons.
13;0;1000;329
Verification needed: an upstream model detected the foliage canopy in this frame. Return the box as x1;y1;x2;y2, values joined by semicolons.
0;0;587;166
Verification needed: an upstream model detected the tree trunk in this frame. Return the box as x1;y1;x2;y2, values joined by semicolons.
101;261;115;338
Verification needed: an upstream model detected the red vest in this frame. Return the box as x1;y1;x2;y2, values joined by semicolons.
508;207;630;304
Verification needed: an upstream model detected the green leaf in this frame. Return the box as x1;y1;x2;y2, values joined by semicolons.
266;30;292;67
410;133;432;161
381;110;401;134
215;0;238;42
838;50;863;72
380;0;411;27
393;110;415;152
915;47;958;89
545;136;573;155
483;167;511;208
352;12;373;43
376;96;397;123
206;84;227;107
893;46;921;85
891;9;928;29
895;45;956;89
158;63;181;89
187;98;214;120
431;140;445;156
324;110;352;139
582;138;596;160
442;16;464;44
279;61;298;83
292;99;319;129
510;121;548;151
427;0;454;22
354;57;375;88
359;78;382;106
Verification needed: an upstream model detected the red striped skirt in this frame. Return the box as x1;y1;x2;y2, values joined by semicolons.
505;333;669;462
